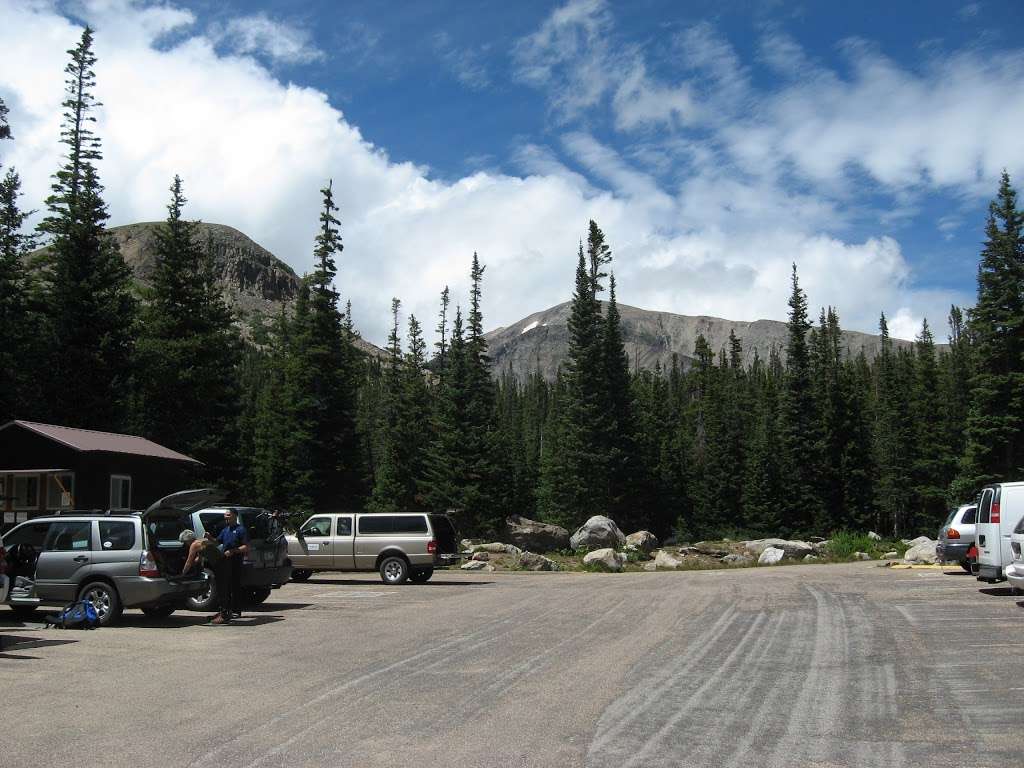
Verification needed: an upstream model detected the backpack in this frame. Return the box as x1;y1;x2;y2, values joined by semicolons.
45;599;100;630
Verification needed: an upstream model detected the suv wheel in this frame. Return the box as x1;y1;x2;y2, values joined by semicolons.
379;556;409;585
410;568;434;583
291;569;313;582
79;581;123;627
186;568;218;612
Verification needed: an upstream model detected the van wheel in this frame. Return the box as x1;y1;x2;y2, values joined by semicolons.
79;581;123;627
379;556;409;585
186;568;218;612
291;569;313;582
248;588;272;604
410;568;434;583
141;605;176;618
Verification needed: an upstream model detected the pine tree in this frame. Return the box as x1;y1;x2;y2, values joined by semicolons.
873;314;915;536
0;100;40;421
538;239;608;528
602;273;636;528
37;27;136;430
778;265;823;534
369;299;408;513
955;172;1024;495
911;319;953;528
132;176;241;487
280;181;362;512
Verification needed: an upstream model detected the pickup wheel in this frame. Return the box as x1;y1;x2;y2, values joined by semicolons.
79;581;123;627
185;568;218;612
379;556;409;585
410;568;434;583
290;569;313;582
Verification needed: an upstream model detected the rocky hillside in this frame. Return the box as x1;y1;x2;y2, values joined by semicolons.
485;301;923;380
109;222;301;326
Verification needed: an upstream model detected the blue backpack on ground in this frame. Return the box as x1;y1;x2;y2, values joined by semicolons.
45;599;99;629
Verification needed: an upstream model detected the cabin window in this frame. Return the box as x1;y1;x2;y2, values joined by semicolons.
46;473;75;509
110;475;132;510
12;475;39;509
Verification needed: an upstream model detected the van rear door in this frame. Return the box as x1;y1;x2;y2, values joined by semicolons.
977;487;996;567
999;485;1024;569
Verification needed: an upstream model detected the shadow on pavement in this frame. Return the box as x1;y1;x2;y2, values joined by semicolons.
302;578;493;587
0;634;78;659
243;602;313;612
115;613;286;628
978;586;1017;597
941;570;973;576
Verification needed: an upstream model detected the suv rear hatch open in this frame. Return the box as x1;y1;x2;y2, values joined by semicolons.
143;488;227;578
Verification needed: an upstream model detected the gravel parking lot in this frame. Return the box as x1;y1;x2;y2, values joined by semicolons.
3;563;1023;768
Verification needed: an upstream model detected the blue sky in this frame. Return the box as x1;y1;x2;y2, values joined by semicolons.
2;0;1023;344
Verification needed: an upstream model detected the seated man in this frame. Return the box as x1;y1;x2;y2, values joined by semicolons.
179;529;223;574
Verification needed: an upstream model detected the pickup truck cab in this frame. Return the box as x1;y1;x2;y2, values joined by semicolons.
286;512;460;584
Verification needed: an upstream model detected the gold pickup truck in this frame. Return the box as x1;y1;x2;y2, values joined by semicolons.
286;512;460;584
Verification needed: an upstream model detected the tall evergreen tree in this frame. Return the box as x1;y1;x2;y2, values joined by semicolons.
911;319;953;528
778;265;823;534
0;99;40;422
955;172;1024;495
38;27;136;430
132;176;241;487
602;273;635;528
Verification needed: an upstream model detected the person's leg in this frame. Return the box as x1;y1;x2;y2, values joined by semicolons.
214;558;232;621
229;556;243;617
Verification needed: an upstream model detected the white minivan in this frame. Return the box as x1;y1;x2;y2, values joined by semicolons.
975;482;1024;583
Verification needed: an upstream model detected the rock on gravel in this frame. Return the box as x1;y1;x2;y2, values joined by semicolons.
903;539;939;564
570;516;626;551
583;548;626;572
758;547;785;565
854;552;872;561
745;538;815;560
653;550;684;569
505;515;570;552
517;551;559;571
722;553;753;565
625;531;659;555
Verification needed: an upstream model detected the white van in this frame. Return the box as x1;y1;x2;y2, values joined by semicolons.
975;482;1024;583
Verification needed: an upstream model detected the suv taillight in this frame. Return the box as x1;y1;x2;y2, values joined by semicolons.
947;528;960;539
992;502;1001;524
427;540;437;554
139;550;160;578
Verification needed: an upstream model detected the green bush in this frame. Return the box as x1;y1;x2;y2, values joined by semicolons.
824;529;906;560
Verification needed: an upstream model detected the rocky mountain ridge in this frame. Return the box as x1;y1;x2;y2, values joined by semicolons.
485;301;929;381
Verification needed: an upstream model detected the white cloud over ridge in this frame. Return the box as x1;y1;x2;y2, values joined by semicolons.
0;0;1009;349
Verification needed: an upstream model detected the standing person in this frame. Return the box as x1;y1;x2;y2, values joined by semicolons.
212;509;249;625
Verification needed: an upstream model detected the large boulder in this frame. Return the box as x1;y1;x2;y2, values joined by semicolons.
517;551;559;571
653;550;684;569
505;515;570;552
868;531;882;541
583;548;626;572
625;531;659;555
758;546;785;565
570;516;626;551
744;538;815;560
471;551;490;562
692;541;729;558
461;560;494;571
471;542;522;556
903;539;938;564
903;536;932;547
722;553;752;565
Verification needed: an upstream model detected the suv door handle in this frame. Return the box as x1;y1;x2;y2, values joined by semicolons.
73;555;89;562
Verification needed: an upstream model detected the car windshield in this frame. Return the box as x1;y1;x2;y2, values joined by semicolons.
943;509;958;527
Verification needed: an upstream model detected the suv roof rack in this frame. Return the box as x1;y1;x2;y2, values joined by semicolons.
50;509;144;517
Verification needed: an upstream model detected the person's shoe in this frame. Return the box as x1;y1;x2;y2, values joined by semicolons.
211;613;229;625
232;611;242;619
206;613;220;622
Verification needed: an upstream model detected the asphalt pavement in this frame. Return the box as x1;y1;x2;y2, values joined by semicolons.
2;562;1023;767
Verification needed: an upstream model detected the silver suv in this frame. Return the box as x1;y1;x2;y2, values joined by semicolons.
286;512;460;584
1;489;218;626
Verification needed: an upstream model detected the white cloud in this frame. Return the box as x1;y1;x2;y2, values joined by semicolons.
0;0;981;349
208;12;323;65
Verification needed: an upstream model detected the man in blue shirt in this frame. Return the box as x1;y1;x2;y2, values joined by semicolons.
211;509;249;624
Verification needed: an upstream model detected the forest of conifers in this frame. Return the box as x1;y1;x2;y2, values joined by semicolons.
2;28;1022;540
